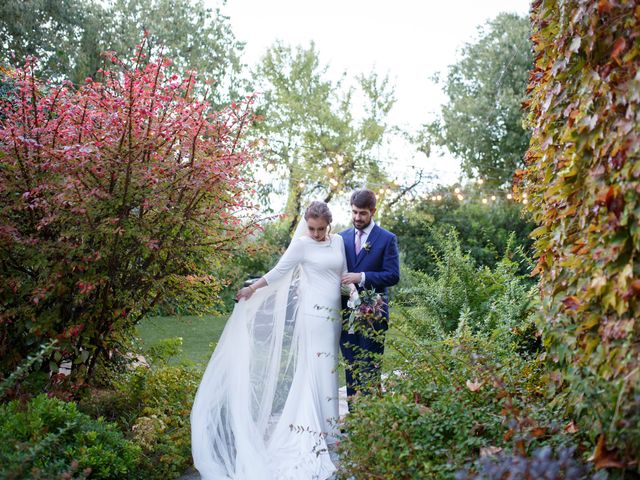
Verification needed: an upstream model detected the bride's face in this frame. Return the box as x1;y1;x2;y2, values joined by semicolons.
306;217;329;242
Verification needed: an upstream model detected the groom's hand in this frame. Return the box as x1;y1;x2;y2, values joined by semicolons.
342;272;362;285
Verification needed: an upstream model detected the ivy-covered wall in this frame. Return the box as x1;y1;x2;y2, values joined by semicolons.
525;0;640;468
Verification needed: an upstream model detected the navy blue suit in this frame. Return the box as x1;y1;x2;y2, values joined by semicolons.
340;224;400;399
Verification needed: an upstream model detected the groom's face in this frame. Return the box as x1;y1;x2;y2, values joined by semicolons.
351;205;376;230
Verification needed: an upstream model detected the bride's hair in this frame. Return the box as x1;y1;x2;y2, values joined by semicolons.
304;201;333;224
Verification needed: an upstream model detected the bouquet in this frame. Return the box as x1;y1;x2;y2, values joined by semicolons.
346;288;386;334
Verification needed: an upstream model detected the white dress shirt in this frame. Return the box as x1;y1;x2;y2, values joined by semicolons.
355;220;375;286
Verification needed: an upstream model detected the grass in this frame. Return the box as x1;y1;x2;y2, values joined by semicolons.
136;314;227;365
136;314;409;388
137;313;351;386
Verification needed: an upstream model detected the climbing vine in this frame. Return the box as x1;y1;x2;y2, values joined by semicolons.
525;0;640;469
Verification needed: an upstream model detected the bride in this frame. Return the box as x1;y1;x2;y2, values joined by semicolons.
191;201;353;480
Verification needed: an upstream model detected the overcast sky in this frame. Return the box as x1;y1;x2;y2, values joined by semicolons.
215;0;531;214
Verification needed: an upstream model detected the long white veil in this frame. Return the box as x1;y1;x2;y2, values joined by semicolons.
191;219;332;480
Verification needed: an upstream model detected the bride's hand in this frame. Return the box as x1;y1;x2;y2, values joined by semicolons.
236;285;255;302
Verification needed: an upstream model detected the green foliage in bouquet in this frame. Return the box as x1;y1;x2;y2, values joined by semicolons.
525;0;640;470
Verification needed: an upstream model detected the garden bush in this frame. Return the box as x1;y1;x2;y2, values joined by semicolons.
0;394;140;479
337;327;568;480
456;445;608;480
0;43;257;385
384;192;535;276
78;337;200;480
396;228;538;347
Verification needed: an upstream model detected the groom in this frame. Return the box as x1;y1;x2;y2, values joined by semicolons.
340;189;400;401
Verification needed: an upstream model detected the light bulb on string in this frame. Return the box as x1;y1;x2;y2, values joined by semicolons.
507;193;513;200
522;198;529;205
454;187;461;194
329;178;339;187
386;188;392;195
491;195;496;201
522;192;528;199
436;195;442;201
477;178;484;185
299;181;305;188
457;194;464;201
327;166;334;173
431;196;437;201
482;198;488;204
379;188;385;195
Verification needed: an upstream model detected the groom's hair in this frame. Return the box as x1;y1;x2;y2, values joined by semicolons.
350;189;377;210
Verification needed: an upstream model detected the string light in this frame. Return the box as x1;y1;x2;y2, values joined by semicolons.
253;148;522;206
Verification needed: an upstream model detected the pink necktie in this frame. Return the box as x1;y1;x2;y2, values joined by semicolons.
355;229;364;255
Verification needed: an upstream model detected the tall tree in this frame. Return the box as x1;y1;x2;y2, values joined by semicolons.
422;13;533;187
97;0;245;104
0;0;95;77
0;0;244;103
254;42;395;232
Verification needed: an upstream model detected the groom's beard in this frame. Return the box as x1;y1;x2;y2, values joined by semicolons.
353;220;371;230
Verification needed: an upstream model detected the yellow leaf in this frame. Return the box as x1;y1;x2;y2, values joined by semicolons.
617;264;633;290
584;335;599;355
590;275;608;295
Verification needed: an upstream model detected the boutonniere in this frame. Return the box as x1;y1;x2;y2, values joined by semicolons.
363;242;372;252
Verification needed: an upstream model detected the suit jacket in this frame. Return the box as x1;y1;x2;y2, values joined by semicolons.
340;224;400;320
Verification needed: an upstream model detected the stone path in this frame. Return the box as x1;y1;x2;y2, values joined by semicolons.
180;387;348;479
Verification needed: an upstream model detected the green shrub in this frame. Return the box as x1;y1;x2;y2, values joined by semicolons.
338;329;569;480
397;229;538;348
384;193;534;276
0;395;140;479
78;338;200;480
127;366;200;479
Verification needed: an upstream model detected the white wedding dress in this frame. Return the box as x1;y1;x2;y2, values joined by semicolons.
191;230;347;480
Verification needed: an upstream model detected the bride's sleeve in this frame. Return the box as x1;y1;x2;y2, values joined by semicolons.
339;235;348;275
263;238;304;285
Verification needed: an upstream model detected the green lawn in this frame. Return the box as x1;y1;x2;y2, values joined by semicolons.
136;313;351;385
136;313;408;386
136;314;228;364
